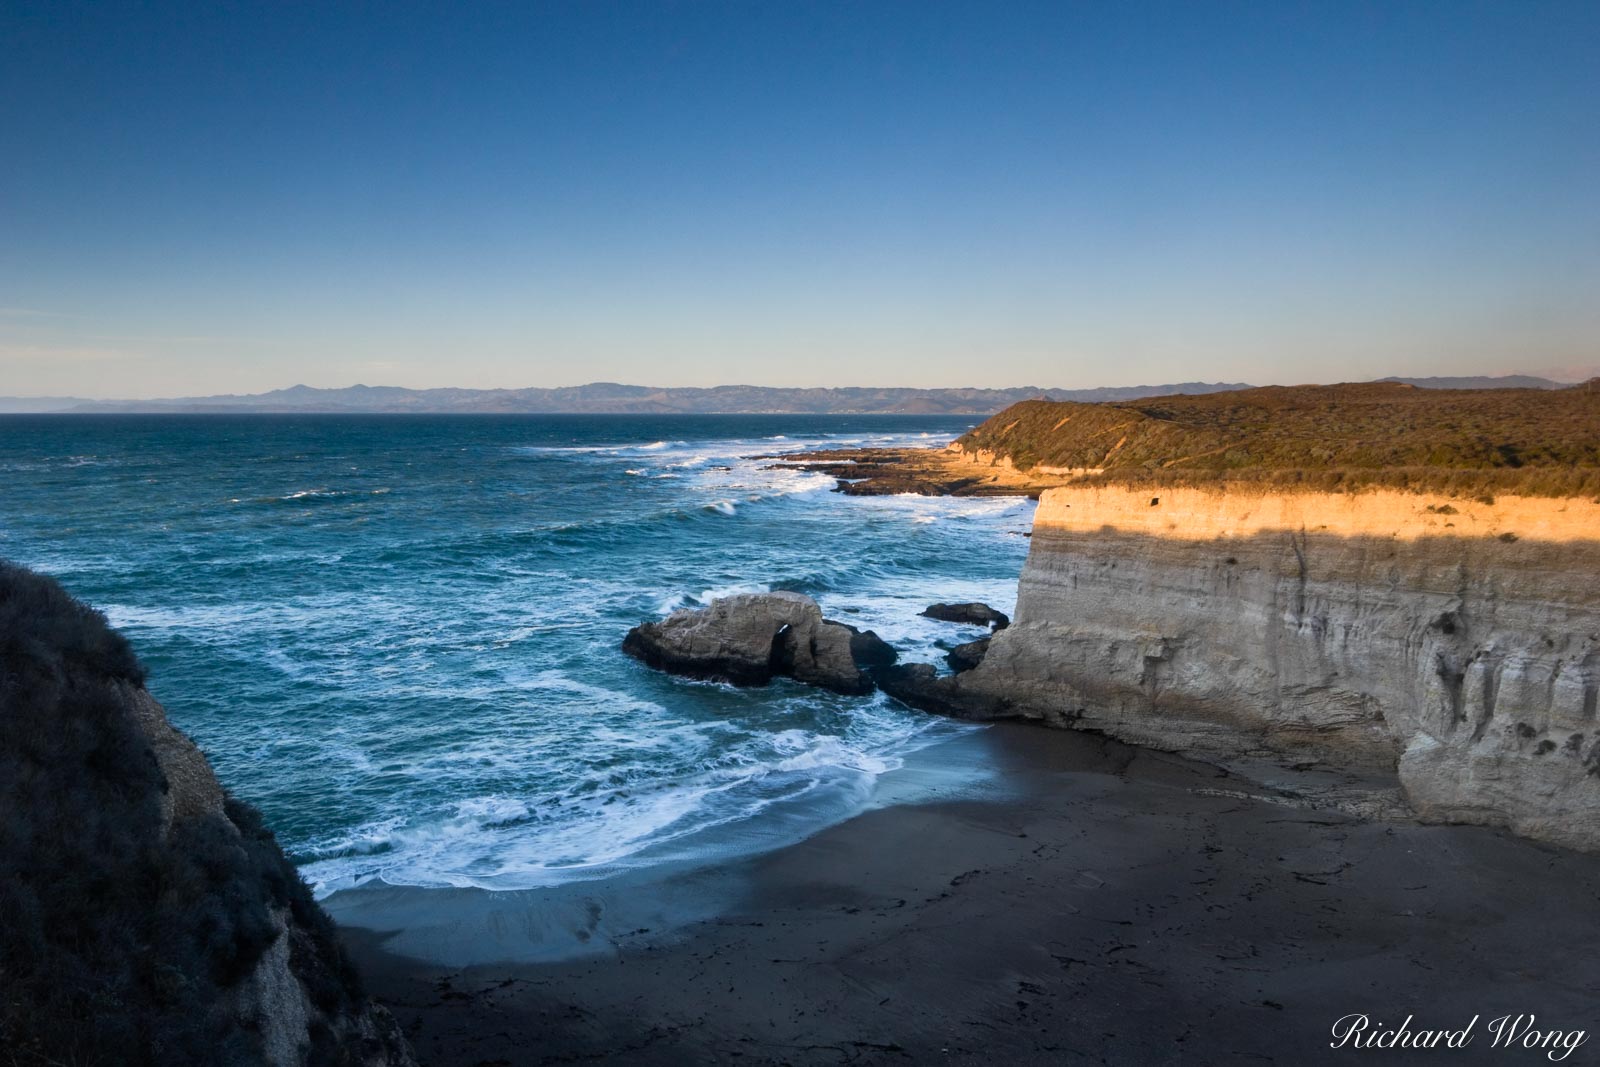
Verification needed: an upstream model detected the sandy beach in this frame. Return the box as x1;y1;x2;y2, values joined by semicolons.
335;722;1600;1065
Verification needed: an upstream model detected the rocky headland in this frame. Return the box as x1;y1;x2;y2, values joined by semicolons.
744;382;1600;850
760;442;1109;497
0;562;414;1067
954;486;1600;848
769;378;1600;500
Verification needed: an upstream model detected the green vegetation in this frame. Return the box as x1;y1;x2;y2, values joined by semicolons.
0;562;371;1066
957;381;1600;497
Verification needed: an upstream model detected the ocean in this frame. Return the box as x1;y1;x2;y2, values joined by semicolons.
0;414;1034;895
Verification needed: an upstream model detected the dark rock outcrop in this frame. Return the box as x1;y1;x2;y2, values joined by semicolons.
945;637;991;674
836;623;899;669
772;623;873;696
872;663;1013;721
920;602;1011;630
0;561;414;1067
624;592;874;695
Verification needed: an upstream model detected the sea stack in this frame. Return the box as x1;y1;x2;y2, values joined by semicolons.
623;591;891;695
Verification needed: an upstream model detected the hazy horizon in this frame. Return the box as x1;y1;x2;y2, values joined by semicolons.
4;3;1597;397
5;372;1597;409
5;367;1597;405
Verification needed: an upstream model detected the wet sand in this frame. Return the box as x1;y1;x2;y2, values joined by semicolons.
337;723;1600;1065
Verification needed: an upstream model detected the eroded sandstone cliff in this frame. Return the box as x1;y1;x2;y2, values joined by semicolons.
956;487;1600;850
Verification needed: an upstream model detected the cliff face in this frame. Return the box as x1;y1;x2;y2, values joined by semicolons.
958;488;1600;850
0;562;413;1066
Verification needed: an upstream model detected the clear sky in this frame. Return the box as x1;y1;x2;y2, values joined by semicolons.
2;2;1596;398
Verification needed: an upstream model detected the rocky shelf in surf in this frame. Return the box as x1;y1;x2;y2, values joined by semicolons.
621;591;1011;717
622;591;898;696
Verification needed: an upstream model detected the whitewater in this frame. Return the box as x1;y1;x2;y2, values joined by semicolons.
0;414;1034;895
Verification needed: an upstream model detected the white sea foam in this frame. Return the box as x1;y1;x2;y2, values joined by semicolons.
513;443;629;454
292;664;980;896
769;731;896;775
22;416;1022;900
695;582;770;603
298;708;957;895
515;670;672;714
270;487;391;502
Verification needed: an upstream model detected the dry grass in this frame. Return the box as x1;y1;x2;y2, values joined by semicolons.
956;380;1600;498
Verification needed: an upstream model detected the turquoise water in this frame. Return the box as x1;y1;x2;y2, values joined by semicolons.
0;415;1033;894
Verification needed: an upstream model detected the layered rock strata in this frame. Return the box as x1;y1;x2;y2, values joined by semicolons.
950;487;1600;850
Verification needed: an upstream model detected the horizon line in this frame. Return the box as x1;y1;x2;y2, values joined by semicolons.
7;372;1595;405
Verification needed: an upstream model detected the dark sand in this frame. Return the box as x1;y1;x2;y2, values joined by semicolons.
336;724;1600;1065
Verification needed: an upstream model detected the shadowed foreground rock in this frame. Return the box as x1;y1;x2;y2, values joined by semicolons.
0;561;414;1067
623;592;892;695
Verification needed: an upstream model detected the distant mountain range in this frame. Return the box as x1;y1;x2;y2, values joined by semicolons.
1377;375;1569;391
0;375;1570;415
0;396;87;414
1;381;1253;415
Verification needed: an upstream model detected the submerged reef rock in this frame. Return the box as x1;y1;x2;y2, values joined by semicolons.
920;602;1011;631
0;561;414;1067
623;592;877;695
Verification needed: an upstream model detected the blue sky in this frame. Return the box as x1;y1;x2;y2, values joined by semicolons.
2;1;1596;397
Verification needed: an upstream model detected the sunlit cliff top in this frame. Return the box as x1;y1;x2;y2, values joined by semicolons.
955;380;1600;498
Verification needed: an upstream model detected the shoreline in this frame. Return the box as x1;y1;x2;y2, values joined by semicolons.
760;445;1072;497
339;720;1600;1064
321;722;1000;967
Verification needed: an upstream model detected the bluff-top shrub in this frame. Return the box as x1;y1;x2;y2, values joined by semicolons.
956;380;1600;497
0;561;374;1066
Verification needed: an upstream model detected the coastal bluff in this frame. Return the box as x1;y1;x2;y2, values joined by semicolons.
956;487;1600;850
0;562;413;1066
759;382;1600;851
